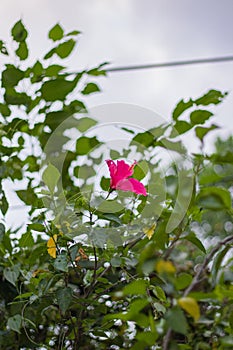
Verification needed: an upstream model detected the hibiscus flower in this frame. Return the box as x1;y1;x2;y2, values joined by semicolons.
106;159;147;196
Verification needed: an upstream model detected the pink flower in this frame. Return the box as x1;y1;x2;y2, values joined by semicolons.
106;159;147;196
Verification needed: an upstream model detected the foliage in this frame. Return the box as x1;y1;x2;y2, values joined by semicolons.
0;20;233;350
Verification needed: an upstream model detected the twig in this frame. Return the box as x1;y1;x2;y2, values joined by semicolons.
183;234;233;297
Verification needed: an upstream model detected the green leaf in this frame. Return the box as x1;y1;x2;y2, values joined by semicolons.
123;279;147;295
56;39;76;58
11;20;28;42
195;89;227;106
195;124;218;142
28;223;45;232
133;161;148;180
2;65;24;88
16;188;38;206
91;230;107;248
131;131;155;148
212;246;231;283
76;117;97;132
165;307;188;335
136;331;158;346
170;120;192;137
4;88;30;106
197;186;231;210
0;103;11;116
7;314;22;334
19;231;34;248
54;254;68;272
100;176;110;191
66;30;81;36
42;163;60;194
56;287;72;314
152;285;167;301
156;138;186;154
81;82;101;95
184;232;206;253
16;41;28;60
97;200;124;214
45;64;65;77
49;23;64;41
190;110;213;125
3;265;20;286
41;76;80;101
76;136;100;155
175;273;193;290
172;98;193;120
73;165;95;179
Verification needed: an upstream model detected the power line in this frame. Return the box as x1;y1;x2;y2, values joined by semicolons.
107;55;233;73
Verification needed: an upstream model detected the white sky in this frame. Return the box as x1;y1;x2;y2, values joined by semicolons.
1;0;233;229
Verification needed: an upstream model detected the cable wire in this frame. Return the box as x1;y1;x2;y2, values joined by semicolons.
107;55;233;72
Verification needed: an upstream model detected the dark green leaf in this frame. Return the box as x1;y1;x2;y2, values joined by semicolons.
56;287;72;314
49;23;64;41
81;82;101;95
2;65;24;88
1;194;9;215
11;20;28;42
41;76;80;102
16;41;28;60
0;103;11;116
100;176;110;191
0;223;5;242
190;110;213;125
4;88;30;106
172;98;193;120
0;40;8;55
16;188;38;206
76;136;100;155
165;307;188;335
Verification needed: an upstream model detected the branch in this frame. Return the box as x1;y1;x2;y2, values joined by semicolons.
162;234;233;349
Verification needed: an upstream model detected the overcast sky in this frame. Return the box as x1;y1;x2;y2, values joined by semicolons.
1;0;233;122
1;0;233;229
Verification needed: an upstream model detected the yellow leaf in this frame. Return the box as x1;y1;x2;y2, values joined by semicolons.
143;223;156;239
155;259;176;274
47;234;57;258
178;297;200;322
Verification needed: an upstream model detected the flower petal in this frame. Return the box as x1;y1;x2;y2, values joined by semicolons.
116;160;135;179
116;177;147;196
